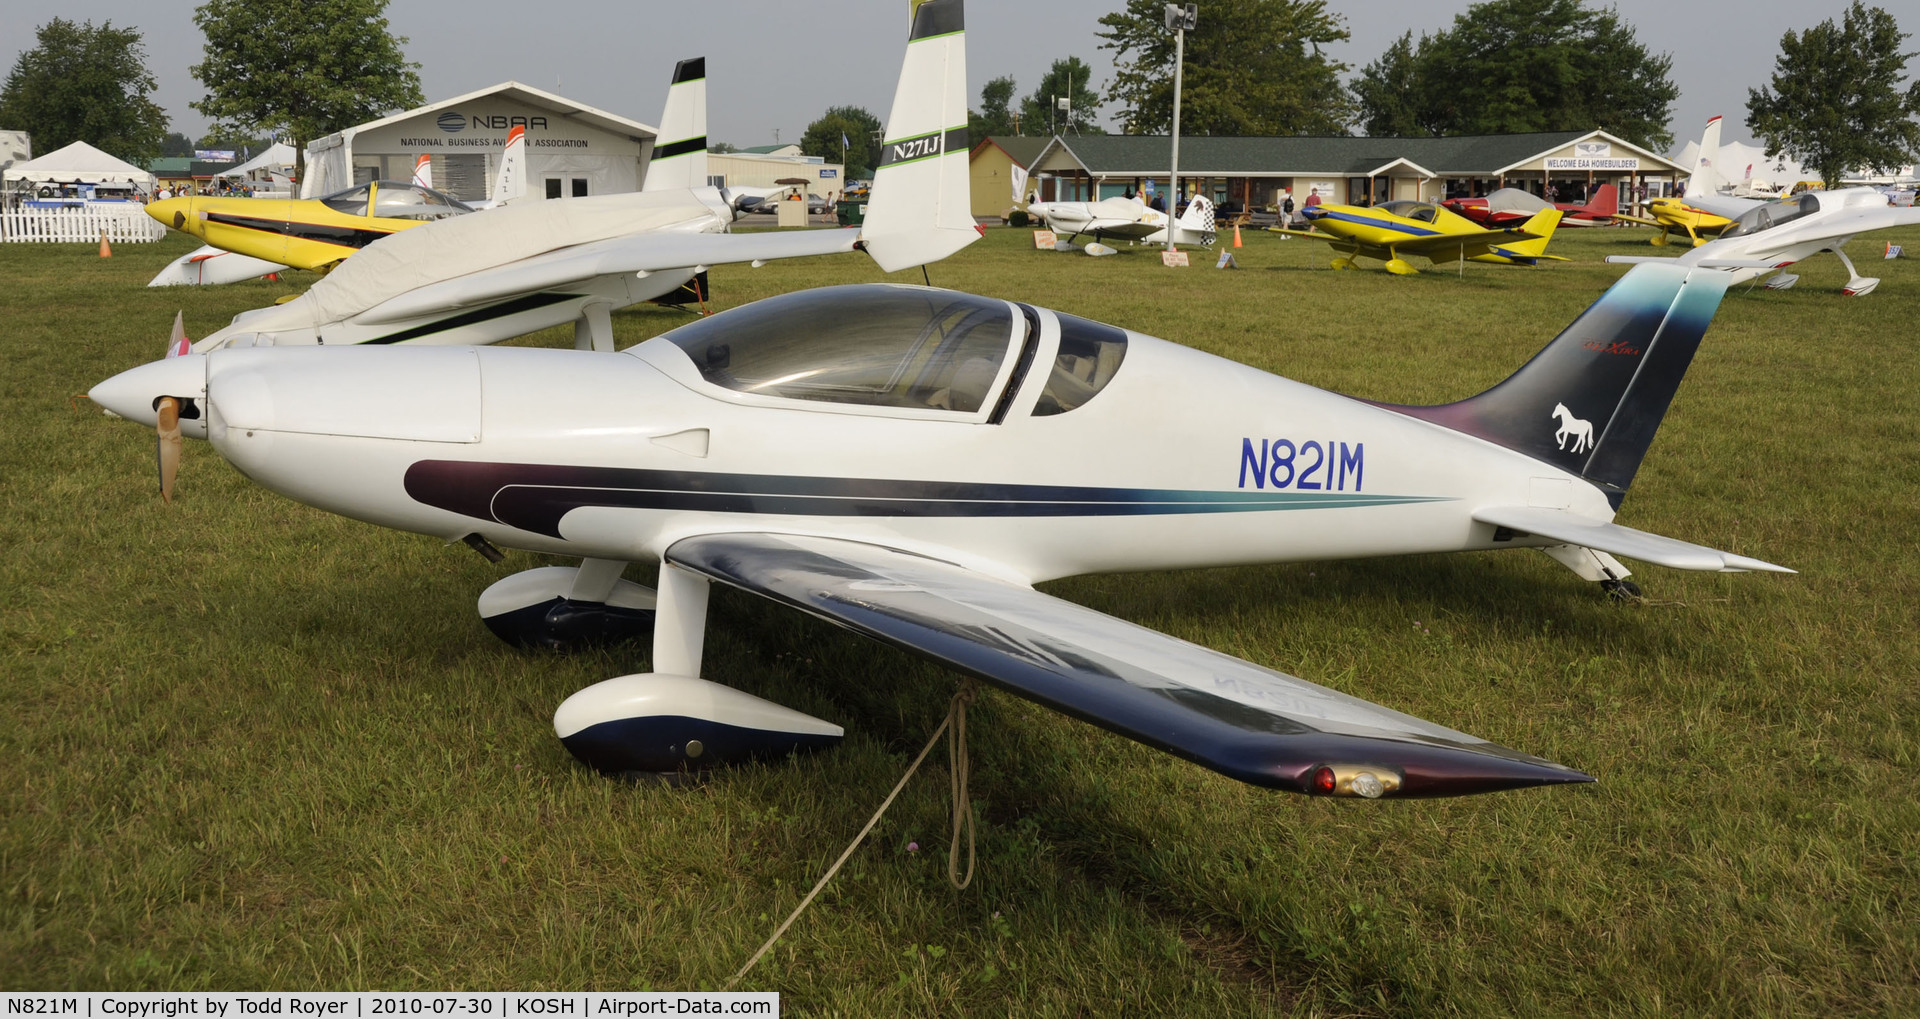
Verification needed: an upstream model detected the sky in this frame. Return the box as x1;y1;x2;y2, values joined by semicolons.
0;0;1893;157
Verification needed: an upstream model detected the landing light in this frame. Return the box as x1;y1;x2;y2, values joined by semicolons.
1307;764;1401;798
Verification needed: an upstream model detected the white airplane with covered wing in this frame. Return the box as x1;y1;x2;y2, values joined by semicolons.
1610;186;1920;295
1027;194;1216;253
161;1;975;348
90;259;1790;801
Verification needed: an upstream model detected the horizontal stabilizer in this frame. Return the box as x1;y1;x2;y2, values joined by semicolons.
1604;255;1679;264
667;532;1591;797
1474;506;1793;573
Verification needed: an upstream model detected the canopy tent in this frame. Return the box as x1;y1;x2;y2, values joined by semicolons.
2;140;154;188
214;143;297;179
1673;138;1809;193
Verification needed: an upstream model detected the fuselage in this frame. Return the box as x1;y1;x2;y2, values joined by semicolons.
121;286;1610;585
1300;201;1555;266
150;181;472;271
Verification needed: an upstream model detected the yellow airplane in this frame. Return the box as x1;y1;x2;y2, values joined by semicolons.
1269;200;1567;274
1614;197;1733;247
146;179;473;272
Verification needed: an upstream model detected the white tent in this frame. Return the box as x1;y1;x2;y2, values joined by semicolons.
215;142;297;179
2;140;154;188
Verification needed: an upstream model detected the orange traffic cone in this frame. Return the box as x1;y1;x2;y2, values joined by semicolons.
98;230;112;258
1233;223;1243;249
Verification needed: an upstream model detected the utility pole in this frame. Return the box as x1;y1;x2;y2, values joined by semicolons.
1165;3;1196;253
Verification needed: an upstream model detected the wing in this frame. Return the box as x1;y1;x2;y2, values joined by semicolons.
1472;506;1793;573
1082;218;1164;240
355;229;859;325
1611;212;1665;227
1393;224;1544;257
666;532;1592;798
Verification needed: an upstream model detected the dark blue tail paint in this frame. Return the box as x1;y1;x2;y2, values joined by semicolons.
1371;264;1732;506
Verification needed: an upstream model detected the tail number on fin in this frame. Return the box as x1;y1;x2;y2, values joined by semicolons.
1239;439;1364;491
1552;403;1595;454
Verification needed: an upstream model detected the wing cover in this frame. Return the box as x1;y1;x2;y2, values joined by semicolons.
356;229;858;323
1473;506;1793;573
667;532;1591;797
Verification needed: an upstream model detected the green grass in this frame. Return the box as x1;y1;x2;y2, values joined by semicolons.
3;223;1918;1015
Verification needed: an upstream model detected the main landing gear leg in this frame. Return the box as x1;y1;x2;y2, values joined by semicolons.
1832;246;1879;297
1539;544;1641;601
551;560;843;778
574;301;616;352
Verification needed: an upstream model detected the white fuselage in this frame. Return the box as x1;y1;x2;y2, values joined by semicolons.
165;305;1608;585
1677;187;1911;284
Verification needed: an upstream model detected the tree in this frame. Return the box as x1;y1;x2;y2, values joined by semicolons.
707;141;739;154
1098;0;1353;136
969;76;1020;139
1020;59;1105;135
190;0;424;180
800;105;882;179
1349;0;1678;149
161;132;197;158
1747;2;1920;188
0;19;169;164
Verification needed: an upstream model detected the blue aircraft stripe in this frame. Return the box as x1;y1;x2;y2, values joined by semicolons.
1305;208;1445;238
404;461;1453;538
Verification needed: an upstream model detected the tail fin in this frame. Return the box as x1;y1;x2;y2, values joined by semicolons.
643;57;708;193
1499;208;1563;257
1580;183;1618;218
1378;264;1733;505
411;154;433;189
487;126;527;205
860;0;979;273
1174;194;1216;245
1691;116;1726;196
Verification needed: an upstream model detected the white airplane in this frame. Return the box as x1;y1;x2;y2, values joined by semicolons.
147;122;532;288
168;25;975;351
1610;116;1920;295
90;259;1791;800
1027;194;1216;254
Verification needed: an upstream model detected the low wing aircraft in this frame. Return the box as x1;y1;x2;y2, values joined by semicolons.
1026;194;1216;252
1608;186;1920;295
90;260;1789;800
1611;117;1763;247
166;5;977;354
1270;200;1567;274
146;126;530;286
1444;184;1625;228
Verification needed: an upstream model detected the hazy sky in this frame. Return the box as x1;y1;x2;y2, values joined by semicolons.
0;0;1892;156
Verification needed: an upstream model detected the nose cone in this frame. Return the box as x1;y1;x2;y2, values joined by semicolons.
147;196;197;234
90;355;208;427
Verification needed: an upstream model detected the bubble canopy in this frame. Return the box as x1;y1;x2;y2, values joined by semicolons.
660;285;1021;414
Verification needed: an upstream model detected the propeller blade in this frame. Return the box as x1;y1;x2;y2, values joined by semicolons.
166;311;190;358
156;396;181;503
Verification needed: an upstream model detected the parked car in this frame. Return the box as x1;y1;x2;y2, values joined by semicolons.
807;193;831;215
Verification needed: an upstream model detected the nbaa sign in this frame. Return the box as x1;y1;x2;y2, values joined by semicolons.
438;113;551;133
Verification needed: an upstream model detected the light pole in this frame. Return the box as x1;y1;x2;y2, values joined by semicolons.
1164;3;1195;253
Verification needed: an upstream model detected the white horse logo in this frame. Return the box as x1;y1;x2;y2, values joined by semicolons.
1552;402;1595;453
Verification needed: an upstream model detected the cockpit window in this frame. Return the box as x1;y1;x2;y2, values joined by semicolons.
1034;313;1127;416
663;284;1018;413
319;183;372;216
1382;201;1437;223
1720;192;1820;239
370;181;471;219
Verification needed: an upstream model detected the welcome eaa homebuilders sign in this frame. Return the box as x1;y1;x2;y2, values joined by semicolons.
1544;140;1641;171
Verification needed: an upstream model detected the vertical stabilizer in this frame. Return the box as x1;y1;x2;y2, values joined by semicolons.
1579;183;1618;219
860;0;978;273
1499;208;1563;258
492;126;527;205
643;58;709;193
411;154;433;189
1375;264;1733;504
1691;116;1725;196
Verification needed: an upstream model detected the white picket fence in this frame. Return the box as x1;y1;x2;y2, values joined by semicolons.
0;203;167;243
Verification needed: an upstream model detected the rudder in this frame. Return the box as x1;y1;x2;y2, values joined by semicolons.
1376;264;1733;505
643;57;708;193
860;0;978;273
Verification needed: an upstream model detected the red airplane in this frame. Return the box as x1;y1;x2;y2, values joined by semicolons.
1445;183;1624;228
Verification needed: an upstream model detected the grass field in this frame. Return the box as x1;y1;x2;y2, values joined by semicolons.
4;221;1918;1015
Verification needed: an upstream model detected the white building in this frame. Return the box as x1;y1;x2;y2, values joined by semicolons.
303;82;657;203
708;150;846;199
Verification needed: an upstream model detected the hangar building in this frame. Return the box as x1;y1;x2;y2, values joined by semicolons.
993;131;1689;212
302;82;657;203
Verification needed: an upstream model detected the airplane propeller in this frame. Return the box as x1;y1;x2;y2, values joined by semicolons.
156;311;191;503
155;396;182;503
